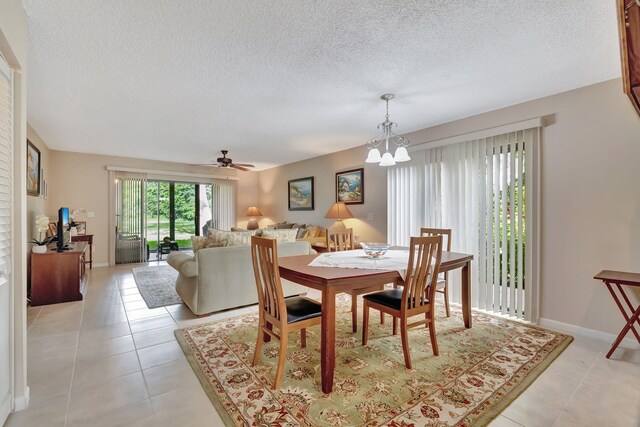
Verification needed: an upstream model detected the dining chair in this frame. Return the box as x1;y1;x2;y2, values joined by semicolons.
362;235;443;369
328;228;385;333
420;227;452;317
250;236;322;389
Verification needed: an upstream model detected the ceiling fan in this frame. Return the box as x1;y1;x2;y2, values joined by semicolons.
197;150;255;171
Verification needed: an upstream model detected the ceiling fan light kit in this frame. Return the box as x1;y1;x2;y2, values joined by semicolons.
365;93;411;167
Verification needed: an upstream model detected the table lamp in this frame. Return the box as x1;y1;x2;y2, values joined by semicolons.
325;202;353;229
246;206;263;230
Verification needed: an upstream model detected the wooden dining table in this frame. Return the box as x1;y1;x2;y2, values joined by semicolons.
278;250;473;394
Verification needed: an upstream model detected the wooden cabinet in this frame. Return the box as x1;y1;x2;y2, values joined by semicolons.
30;242;87;306
71;234;94;269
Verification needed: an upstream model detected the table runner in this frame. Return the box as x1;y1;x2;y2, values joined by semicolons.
307;249;409;271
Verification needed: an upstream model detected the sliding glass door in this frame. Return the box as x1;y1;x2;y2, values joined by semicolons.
146;181;199;254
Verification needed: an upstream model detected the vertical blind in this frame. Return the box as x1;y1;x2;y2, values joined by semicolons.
0;56;12;287
0;54;12;422
115;172;147;264
388;127;539;321
212;179;236;231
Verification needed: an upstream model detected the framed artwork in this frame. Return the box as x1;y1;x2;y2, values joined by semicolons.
27;140;41;196
75;221;87;236
288;176;314;211
336;168;364;204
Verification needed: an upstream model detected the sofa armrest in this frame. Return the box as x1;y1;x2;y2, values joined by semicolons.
167;252;198;277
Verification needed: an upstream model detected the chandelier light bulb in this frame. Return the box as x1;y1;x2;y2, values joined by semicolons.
379;151;396;166
365;148;382;163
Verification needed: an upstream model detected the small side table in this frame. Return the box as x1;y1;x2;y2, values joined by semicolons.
71;234;93;269
593;270;640;358
157;241;179;260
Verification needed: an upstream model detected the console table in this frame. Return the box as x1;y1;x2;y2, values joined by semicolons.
30;242;87;306
71;234;94;269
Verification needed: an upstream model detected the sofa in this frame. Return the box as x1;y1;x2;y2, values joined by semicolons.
167;240;315;315
263;222;328;246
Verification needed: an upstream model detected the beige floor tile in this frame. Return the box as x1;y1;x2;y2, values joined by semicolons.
488;415;524;426
129;314;177;334
121;287;142;296
27;317;83;339
182;413;226;426
553;383;640;427
80;310;129;328
132;326;177;350
143;359;199;397
5;395;68;427
124;300;149;311
581;355;640;394
72;350;141;389
67;371;149;424
79;320;131;341
28;330;78;357
501;386;565;427
67;398;157;427
150;385;217;427
75;334;135;361
122;293;145;303
137;340;185;370
126;307;168;321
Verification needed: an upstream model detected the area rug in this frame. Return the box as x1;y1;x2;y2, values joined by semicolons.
175;295;572;426
132;265;182;309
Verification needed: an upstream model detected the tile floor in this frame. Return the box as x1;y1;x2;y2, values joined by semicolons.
6;263;640;426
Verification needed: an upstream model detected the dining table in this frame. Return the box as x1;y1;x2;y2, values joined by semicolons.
278;249;474;394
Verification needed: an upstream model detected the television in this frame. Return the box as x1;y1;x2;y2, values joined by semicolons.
57;207;71;251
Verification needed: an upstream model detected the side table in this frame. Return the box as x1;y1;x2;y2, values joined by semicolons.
71;234;94;269
593;270;640;358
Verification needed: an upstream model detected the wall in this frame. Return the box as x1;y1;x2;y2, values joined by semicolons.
258;79;640;337
236;171;259;229
258;148;387;242
46;151;244;266
26;125;51;243
0;0;29;412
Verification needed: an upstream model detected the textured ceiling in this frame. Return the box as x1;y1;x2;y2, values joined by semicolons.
24;0;620;170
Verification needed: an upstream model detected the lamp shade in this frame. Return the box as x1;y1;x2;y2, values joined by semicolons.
379;151;396;166
246;206;263;217
393;146;411;162
365;148;382;163
324;202;354;220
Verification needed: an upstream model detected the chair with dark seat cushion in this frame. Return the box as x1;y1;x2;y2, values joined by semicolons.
251;236;322;389
362;235;443;369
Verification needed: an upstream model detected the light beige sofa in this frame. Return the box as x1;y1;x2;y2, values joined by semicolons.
167;241;315;315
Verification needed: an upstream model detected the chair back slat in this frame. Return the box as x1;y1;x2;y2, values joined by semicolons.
327;228;354;252
251;236;287;322
420;228;452;251
402;236;442;310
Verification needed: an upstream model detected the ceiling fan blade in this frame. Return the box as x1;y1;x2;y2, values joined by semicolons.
230;164;250;171
231;163;255;167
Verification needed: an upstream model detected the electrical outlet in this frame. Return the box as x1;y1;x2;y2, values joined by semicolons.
367;212;374;221
87;211;95;218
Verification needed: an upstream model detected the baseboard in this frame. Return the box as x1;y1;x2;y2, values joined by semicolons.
12;386;29;412
539;317;640;350
92;262;109;268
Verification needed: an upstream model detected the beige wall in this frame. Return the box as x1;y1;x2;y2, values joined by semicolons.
258;79;640;337
258;148;387;242
46;151;244;265
26;125;51;244
237;171;259;229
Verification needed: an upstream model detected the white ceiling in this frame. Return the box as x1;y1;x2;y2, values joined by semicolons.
23;0;621;170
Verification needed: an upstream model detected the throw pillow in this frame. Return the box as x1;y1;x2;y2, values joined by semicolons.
304;226;319;239
261;229;297;243
191;235;224;252
225;230;252;246
295;226;309;239
274;223;296;229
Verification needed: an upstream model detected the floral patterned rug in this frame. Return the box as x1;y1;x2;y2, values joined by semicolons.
175;296;572;426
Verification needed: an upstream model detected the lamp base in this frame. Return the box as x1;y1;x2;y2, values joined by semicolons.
329;220;347;230
247;218;260;230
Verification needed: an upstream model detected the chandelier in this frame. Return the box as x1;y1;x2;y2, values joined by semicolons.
365;93;411;166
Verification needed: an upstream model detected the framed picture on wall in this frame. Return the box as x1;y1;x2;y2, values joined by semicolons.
288;176;314;211
75;221;87;236
26;140;41;196
336;168;364;204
